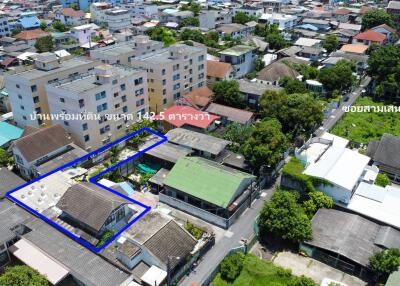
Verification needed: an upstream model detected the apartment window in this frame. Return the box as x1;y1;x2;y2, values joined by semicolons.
84;135;90;142
135;88;144;96
20;105;24;110
120;84;126;91
97;103;108;112
198;55;204;61
173;92;181;100
198;73;204;79
173;74;180;81
162;69;166;75
136;98;144;107
60;97;65;103
198;64;204;71
95;91;106;101
35;107;41;114
189;59;193;65
82;123;88;131
173;64;179;71
16;84;20;88
173;83;180;90
114;92;119;98
79;99;85;108
137;108;146;117
134;78;143;85
17;94;22;99
115;103;121;108
122;95;127;102
22;115;27;120
122;106;128;113
162;79;166;86
112;79;118;85
163;89;166;95
31;85;37;92
163;98;167;105
117;125;122;130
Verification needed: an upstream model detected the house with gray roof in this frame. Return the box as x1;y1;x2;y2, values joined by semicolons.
367;133;400;184
238;79;283;109
56;182;134;240
301;208;400;278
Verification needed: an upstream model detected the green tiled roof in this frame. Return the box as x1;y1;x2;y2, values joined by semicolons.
0;122;23;147
163;157;255;208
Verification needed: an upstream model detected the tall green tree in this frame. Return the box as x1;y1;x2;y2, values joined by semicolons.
0;265;48;286
52;20;68;32
222;123;252;153
34;35;54;53
367;45;400;100
369;248;400;279
180;2;201;15
362;9;395;30
241;119;288;170
39;21;47;31
220;253;245;282
258;189;312;242
253;56;265;71
211;80;244;108
180;17;199;27
279;76;308;94
266;32;287;50
232;12;256;24
302;191;333;219
260;91;324;136
180;28;204;43
323;34;339;53
318;60;356;96
0;148;12;167
147;27;176;47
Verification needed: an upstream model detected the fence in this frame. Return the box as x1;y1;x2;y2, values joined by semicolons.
200;225;259;286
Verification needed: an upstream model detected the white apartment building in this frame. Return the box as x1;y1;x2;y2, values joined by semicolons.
260;12;297;30
106;9;131;33
90;35;164;65
90;2;113;25
5;53;97;128
70;23;97;46
128;4;158;18
234;5;264;17
130;44;207;113
45;65;148;151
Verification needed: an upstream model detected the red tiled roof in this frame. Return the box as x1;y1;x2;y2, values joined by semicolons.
155;105;219;129
60;8;85;18
183;86;213;109
207;60;232;79
354;30;386;42
0;56;17;67
335;8;351;15
14;29;48;40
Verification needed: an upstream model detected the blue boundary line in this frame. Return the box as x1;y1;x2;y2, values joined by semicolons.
6;127;167;253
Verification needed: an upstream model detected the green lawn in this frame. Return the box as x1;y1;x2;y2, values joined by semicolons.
331;97;400;144
213;254;297;286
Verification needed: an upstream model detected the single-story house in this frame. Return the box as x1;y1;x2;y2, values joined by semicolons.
256;61;300;86
367;133;400;183
206;60;234;86
160;156;256;228
205;103;255;126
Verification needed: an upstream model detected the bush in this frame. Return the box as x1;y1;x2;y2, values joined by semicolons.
288;275;318;286
375;173;390;187
277;267;292;277
0;265;48;286
184;222;205;240
96;230;115;247
369;248;400;278
220;252;245;282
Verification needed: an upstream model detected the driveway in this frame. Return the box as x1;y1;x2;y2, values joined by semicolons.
273;251;367;286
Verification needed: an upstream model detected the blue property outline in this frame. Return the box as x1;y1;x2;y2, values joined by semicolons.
6;127;167;253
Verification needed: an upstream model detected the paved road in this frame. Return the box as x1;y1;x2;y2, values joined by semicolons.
315;76;371;137
179;185;276;286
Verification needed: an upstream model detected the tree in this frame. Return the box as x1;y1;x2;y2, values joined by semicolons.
220;252;245;282
369;248;400;279
211;80;244;108
279;76;308;94
39;21;47;31
180;2;201;15
260;91;324;136
34;35;54;53
323;34;339;53
254;24;268;37
241;119;288;171
258;189;312;242
147;27;176;47
266;32;287;50
288;275;318;286
253;56;265;71
180;16;199;27
180;28;205;43
70;3;78;10
375;173;390;187
222;123;253;153
0;265;48;286
127;119;156;148
232;12;256;24
318;60;356;96
367;45;400;100
0;148;12;167
362;9;395;30
52;20;68;32
302;191;333;219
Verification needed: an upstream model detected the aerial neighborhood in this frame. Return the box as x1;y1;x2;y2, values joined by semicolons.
0;0;400;285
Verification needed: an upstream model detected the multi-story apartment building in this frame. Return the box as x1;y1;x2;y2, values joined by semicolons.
45;65;148;151
130;44;207;113
260;12;297;31
0;12;11;37
106;9;131;33
5;53;97;128
90;35;164;65
90;2;112;25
